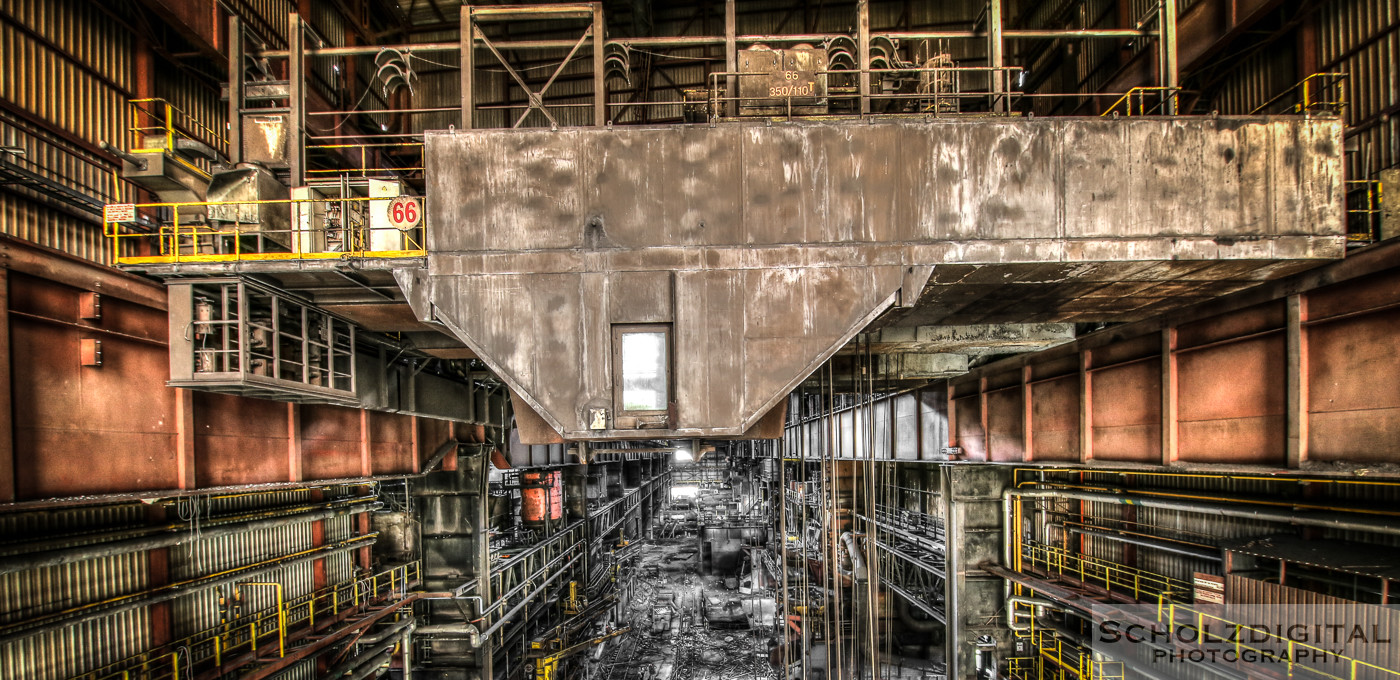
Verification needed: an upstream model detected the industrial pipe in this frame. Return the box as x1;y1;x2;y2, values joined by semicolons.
872;538;945;579
839;532;867;581
98;140;147;170
419;439;460;475
257;27;1158;58
0;498;381;575
1007;488;1400;537
325;620;415;679
1005;596;1059;632
353;615;416;646
893;589;943;630
1055;523;1222;562
242;594;427;680
344;649;393;680
474;553;582;644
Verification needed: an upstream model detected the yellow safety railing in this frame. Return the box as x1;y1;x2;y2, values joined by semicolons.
103;195;427;265
1020;542;1191;604
304;141;425;179
1005;655;1042;680
74;562;421;680
127;98;227;180
1100;87;1182;117
1347;179;1383;243
1032;629;1124;680
1250;72;1349;116
1149;595;1400;680
1012;544;1400;680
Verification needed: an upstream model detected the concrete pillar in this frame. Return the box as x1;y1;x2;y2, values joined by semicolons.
1381;168;1399;241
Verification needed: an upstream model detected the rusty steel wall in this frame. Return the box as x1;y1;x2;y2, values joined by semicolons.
946;241;1400;469
0;236;453;502
784;240;1400;470
417;116;1344;440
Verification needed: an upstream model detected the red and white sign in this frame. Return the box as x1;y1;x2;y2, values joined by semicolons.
1193;572;1225;604
386;196;422;231
104;203;136;223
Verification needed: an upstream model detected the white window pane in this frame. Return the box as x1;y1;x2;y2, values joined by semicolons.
620;331;667;411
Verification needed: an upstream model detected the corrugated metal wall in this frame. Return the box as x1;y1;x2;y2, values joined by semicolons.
0;503;152;680
0;487;371;680
1318;0;1400;179
0;0;133;263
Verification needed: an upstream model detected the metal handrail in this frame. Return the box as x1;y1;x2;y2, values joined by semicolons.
1013;546;1400;680
704;66;1027;118
1100;86;1183;117
103;195;426;265
1020;541;1190;602
1150;594;1400;680
1249;72;1348;116
1346;179;1383;243
74;562;421;680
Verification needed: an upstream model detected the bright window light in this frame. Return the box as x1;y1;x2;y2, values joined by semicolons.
671;484;700;500
620;331;667;411
673;447;693;463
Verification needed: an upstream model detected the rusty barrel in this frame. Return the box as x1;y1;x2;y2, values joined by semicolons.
521;470;562;524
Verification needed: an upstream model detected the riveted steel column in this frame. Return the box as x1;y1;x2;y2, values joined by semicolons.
461;6;474;129
858;0;871;114
228;16;243;164
989;0;1005;113
288;12;305;186
1159;0;1178;113
1286;294;1309;468
593;2;606;125
724;0;736;117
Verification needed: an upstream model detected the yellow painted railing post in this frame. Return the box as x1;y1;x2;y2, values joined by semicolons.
164;102;175;153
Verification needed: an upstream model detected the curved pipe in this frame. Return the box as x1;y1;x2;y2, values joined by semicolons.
1005;596;1059;632
896;595;941;632
839;531;867;581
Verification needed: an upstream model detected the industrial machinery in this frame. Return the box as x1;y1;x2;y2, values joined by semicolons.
167;277;358;403
527;627;630;680
736;44;830;116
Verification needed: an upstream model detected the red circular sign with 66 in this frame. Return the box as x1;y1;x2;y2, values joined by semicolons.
386;196;422;231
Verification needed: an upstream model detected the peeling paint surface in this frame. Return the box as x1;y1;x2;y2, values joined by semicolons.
411;117;1345;440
